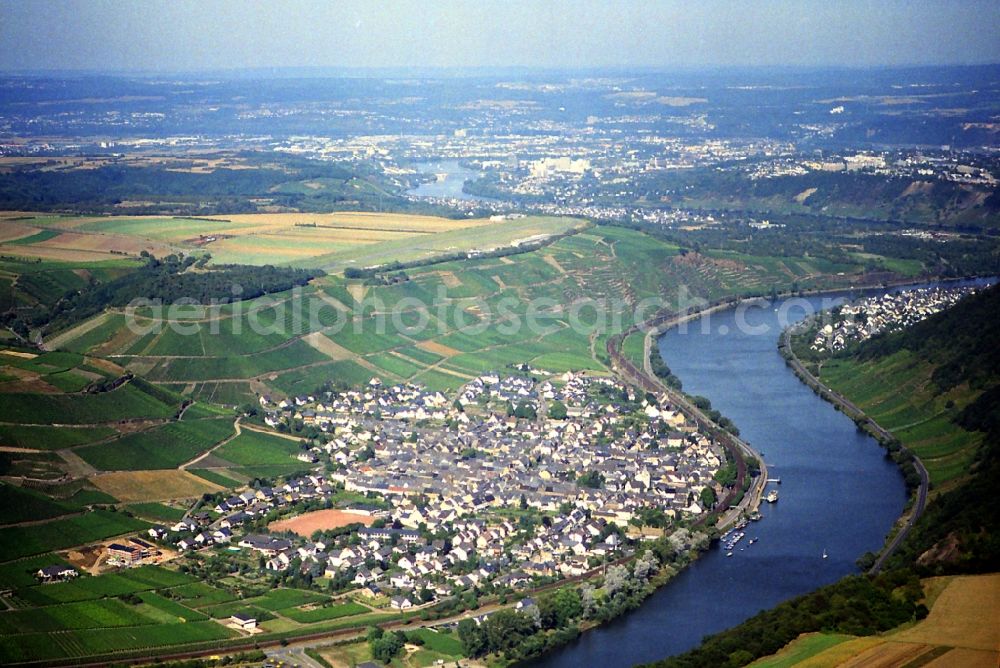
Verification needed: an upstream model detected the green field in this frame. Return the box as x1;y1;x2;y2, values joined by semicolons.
280;601;368;623
124;502;187;522
0;619;237;664
0;483;79;525
0;382;178;424
0;553;74;590
819;351;984;487
408;627;464;655
76;417;234;471
189;468;241;488
214;429;305;466
0;424;117;450
14;565;193;606
168;581;238;608
245;588;329;611
0;510;149;561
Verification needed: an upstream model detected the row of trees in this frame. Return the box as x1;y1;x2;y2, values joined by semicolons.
456;541;695;663
7;251;323;337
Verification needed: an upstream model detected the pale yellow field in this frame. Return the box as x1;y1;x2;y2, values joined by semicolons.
90;470;225;502
207;211;493;232
416;340;461;357
892;573;999;650
787;574;1000;668
302;332;354;360
0;211;499;266
1;212;585;269
0;221;41;242
0;245;134;263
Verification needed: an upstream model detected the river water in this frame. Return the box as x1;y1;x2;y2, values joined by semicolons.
406;160;495;201
532;279;991;667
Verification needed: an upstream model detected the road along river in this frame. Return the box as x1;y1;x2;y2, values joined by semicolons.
532;279;990;667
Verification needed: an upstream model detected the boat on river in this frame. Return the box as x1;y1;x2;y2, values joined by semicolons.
766;489;779;503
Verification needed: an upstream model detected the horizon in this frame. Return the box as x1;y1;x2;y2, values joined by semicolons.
3;62;999;81
2;0;999;73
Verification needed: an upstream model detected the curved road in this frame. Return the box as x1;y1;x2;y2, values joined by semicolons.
779;328;929;574
606;310;768;531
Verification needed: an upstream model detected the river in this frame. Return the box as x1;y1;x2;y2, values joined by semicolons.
532;279;990;667
406;160;495;201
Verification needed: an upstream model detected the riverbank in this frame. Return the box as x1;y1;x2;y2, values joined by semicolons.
636;304;769;530
778;324;929;574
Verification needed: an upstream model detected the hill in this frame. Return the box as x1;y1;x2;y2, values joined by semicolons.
643;283;1000;668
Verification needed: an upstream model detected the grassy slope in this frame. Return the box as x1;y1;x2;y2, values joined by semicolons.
731;286;1000;668
819;352;983;487
818;284;998;493
0;220;893;665
755;574;999;667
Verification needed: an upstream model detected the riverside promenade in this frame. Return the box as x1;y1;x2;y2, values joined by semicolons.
606;298;768;533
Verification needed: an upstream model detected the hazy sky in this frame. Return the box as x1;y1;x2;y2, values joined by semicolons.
1;0;998;72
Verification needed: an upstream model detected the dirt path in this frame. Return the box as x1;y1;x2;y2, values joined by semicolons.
179;417;240;470
42;313;110;351
541;253;567;274
314;288;351;312
240;423;306;442
56;449;98;477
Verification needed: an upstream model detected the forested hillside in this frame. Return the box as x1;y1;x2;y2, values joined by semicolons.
645;283;1000;668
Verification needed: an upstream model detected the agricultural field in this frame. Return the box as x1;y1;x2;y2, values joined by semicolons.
89;471;226;503
819;351;985;487
212;429;306;467
0;483;80;525
0;380;180;424
0;424;117;450
76;417;236;471
0;553;76;590
124;502;187;522
279;600;368;623
5;211;512;266
0;510;149;561
0;349;107;395
15;222;859;410
761;574;1000;668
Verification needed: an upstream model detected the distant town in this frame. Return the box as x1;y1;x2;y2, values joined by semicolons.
808;284;988;353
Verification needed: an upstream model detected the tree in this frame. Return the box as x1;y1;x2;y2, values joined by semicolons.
577;470;605;489
513;402;537;420
633;550;658;583
483;609;536;655
581;583;598;618
700;486;717;509
458;618;487;657
603;564;629;598
370;632;403;663
548;400;568;420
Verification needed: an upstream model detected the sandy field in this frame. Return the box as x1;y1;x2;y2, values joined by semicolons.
90;470;225;502
268;508;375;537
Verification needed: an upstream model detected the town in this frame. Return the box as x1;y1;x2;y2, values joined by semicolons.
37;372;727;623
808;284;988;353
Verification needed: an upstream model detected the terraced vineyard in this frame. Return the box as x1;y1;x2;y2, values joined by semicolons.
0;212;876;665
